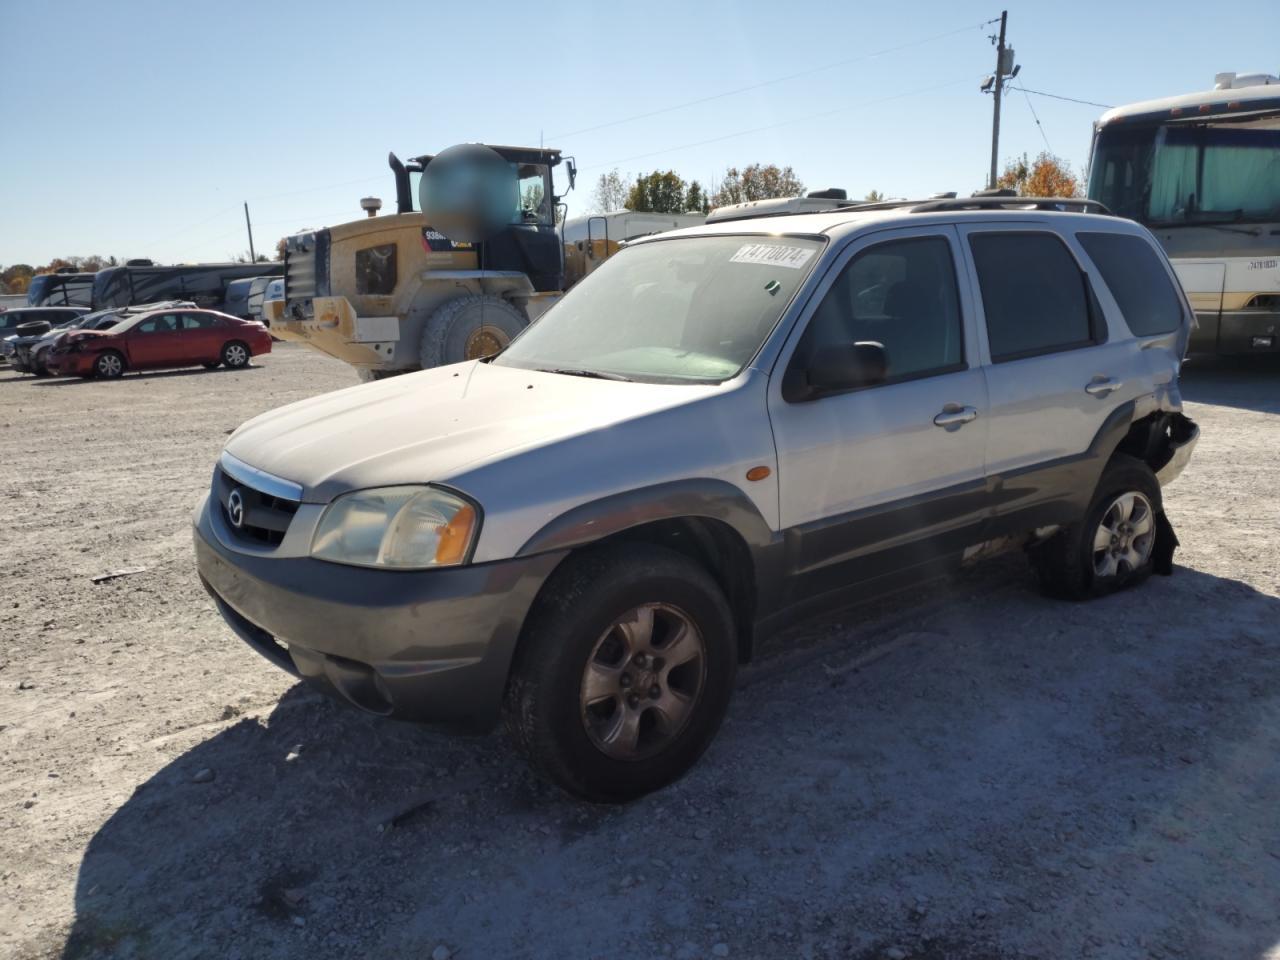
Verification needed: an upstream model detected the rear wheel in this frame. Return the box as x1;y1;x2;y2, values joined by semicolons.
504;544;737;802
94;351;125;379
1031;454;1161;599
419;295;527;370
221;341;250;369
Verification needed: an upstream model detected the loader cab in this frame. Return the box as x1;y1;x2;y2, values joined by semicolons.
391;145;572;292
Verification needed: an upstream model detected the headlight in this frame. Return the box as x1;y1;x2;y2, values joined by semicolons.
311;485;478;569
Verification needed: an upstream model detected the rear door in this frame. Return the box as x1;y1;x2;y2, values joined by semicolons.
180;311;225;360
125;313;186;368
956;223;1148;530
768;225;989;600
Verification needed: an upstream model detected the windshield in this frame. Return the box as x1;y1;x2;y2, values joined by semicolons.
1089;117;1280;225
495;234;823;383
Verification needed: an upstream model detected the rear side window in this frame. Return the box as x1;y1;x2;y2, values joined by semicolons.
1077;232;1183;336
181;312;220;330
970;232;1094;361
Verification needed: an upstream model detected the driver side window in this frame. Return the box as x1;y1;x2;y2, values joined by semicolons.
794;235;965;385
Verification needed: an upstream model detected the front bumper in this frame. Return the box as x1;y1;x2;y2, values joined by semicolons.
47;351;94;376
193;494;565;729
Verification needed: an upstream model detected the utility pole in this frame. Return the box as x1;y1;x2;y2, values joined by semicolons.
988;10;1008;190
243;202;257;262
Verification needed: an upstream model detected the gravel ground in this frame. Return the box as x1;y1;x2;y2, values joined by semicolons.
1;345;1278;960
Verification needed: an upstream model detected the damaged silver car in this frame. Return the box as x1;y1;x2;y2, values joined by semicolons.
194;194;1198;801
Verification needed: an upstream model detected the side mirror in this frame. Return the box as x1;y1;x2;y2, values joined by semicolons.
803;341;888;398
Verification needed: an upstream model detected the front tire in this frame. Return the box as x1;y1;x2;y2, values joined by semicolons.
221;341;250;369
1031;454;1162;600
504;544;737;803
94;351;125;379
419;295;527;370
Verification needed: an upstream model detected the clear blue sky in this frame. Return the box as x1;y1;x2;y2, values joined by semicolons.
2;0;1277;267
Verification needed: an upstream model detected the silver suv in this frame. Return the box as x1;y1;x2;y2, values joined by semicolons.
193;196;1199;802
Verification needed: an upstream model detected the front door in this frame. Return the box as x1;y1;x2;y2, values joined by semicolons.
768;226;989;603
124;312;185;369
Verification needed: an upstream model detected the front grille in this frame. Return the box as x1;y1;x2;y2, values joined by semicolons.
215;466;300;547
283;229;330;319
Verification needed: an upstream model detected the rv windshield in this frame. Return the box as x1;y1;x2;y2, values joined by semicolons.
494;234;823;384
1089;118;1280;225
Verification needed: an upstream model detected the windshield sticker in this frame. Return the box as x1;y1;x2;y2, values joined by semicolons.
730;243;815;270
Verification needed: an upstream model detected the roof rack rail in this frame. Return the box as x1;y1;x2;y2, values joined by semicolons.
911;196;1113;215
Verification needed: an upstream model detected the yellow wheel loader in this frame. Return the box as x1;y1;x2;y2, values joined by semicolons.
265;145;576;380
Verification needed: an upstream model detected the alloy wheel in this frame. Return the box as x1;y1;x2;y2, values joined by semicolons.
1091;491;1155;578
579;603;707;761
225;344;248;366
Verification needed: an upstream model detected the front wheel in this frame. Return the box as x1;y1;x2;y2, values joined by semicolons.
94;351;125;379
1031;454;1162;599
504;544;737;802
221;341;250;369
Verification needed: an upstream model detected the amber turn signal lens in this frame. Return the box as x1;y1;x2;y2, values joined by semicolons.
745;466;771;482
435;504;477;565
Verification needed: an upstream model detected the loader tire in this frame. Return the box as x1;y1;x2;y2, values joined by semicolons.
419;295;527;370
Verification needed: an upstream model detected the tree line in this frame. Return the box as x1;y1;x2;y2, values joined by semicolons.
590;164;807;215
587;151;1081;216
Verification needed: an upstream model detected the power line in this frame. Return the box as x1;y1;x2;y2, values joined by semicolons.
579;75;983;173
1019;85;1053;153
1009;85;1112;109
550;19;999;142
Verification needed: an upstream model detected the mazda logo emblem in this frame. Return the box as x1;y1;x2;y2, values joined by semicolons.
227;489;245;529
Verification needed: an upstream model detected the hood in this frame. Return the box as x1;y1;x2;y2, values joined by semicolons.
224;361;725;502
60;329;112;344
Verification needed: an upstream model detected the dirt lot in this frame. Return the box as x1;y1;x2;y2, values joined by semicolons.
1;344;1278;960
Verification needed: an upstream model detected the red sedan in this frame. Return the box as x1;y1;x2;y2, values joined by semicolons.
46;307;272;379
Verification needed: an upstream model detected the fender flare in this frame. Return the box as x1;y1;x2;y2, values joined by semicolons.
515;478;777;558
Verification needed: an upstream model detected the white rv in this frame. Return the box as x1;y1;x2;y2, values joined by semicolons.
1088;72;1280;355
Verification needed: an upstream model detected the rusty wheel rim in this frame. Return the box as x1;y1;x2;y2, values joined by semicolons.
464;325;509;360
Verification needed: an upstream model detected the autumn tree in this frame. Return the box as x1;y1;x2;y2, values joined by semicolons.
710;164;805;208
275;237;287;261
996;151;1081;198
590;169;633;212
626;170;689;214
1;264;34;293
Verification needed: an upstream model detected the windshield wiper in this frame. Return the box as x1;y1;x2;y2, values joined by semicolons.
538;367;635;382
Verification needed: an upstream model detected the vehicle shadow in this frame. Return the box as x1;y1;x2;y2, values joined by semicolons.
28;365;265;387
59;564;1280;960
1179;354;1280;414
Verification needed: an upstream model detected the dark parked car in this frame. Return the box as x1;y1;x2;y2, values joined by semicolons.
1;307;92;370
47;307;273;379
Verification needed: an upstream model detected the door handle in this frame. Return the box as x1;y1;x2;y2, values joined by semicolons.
1085;377;1122;397
933;405;979;428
